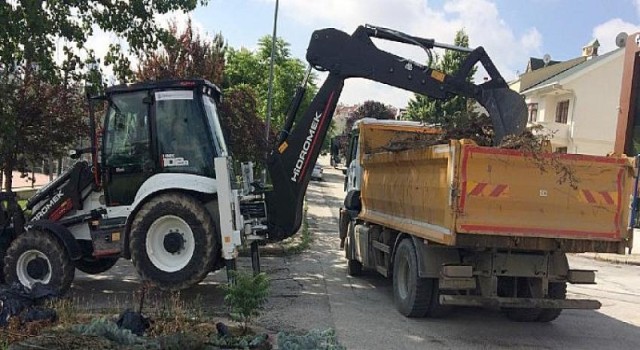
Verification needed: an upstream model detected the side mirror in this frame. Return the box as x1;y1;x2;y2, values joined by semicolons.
342;169;347;175
68;149;80;159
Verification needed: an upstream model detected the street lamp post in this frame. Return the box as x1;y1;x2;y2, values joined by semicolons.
265;0;279;142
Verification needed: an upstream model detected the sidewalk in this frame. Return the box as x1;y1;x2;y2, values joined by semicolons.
579;252;640;266
578;229;640;266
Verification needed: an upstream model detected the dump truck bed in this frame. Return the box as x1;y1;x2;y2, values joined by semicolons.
357;122;635;253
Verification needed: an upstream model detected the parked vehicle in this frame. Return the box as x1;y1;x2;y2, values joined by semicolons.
339;119;635;321
311;164;324;181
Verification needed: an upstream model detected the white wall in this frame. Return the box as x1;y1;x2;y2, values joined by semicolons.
563;53;624;155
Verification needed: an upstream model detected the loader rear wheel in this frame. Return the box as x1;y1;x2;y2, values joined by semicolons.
393;239;432;317
535;282;566;322
75;256;119;274
3;230;75;295
130;193;217;291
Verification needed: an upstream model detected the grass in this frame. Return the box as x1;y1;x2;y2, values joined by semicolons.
282;201;312;255
238;199;313;257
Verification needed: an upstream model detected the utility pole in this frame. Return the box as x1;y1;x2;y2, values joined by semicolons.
265;0;279;142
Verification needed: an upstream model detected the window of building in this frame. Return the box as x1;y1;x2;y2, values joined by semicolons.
527;103;538;123
554;147;568;154
555;100;570;124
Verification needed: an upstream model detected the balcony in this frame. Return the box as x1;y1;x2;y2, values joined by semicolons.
534;121;571;142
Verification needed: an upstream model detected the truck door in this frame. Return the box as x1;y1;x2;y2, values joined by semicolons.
103;91;153;206
345;132;361;192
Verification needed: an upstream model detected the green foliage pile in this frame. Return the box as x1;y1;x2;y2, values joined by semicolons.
208;333;270;349
72;318;144;346
277;329;345;350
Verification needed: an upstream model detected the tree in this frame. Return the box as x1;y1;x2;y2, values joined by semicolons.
0;68;85;190
218;85;274;164
135;20;274;164
339;101;395;156
344;100;396;134
405;29;476;124
136;19;225;85
1;1;207;190
224;36;318;131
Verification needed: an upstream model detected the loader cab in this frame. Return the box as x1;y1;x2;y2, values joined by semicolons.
102;80;227;206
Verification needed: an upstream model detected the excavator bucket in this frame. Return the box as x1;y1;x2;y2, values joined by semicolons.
478;87;528;144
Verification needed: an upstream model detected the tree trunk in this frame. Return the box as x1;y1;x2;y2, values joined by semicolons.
3;166;12;192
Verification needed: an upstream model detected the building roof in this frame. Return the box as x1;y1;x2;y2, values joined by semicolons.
526;57;561;72
512;56;586;92
522;48;624;94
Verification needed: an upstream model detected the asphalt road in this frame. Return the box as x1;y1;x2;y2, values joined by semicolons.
71;157;640;349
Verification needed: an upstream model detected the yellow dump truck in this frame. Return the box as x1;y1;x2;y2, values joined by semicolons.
339;119;635;322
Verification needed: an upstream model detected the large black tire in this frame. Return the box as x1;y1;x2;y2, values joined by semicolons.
344;222;363;276
393;239;433;317
536;282;566;322
424;278;453;318
0;236;9;283
338;210;349;249
503;277;542;322
75;256;119;274
130;193;217;291
3;230;75;295
0;245;6;283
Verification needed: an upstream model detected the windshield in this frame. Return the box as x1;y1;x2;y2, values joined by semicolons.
203;95;228;157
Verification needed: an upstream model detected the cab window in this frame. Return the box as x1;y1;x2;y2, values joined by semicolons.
155;90;215;176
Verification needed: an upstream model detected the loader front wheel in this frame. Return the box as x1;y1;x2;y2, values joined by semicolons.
3;230;75;295
130;193;217;291
393;238;432;317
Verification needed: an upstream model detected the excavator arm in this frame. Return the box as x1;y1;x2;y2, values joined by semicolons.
264;25;527;241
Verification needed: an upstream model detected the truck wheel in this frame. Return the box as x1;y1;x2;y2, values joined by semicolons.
536;282;566;322
130;193;217;290
3;230;75;295
75;256;119;274
393;239;432;317
424;278;453;318
503;277;542;322
344;222;362;276
338;210;349;249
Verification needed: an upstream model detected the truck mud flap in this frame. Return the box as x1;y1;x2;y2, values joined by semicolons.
439;295;601;310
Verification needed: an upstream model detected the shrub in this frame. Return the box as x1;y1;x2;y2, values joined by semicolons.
221;271;270;333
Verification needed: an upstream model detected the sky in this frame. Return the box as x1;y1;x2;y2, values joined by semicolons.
92;0;640;108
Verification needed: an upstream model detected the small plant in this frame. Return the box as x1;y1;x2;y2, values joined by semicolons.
221;271;270;334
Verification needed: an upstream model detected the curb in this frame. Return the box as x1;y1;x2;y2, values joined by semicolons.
579;253;640;266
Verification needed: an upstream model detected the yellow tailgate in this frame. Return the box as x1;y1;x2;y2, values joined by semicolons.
455;145;634;241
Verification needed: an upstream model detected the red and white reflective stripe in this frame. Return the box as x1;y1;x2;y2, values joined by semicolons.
579;189;618;206
466;181;509;198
